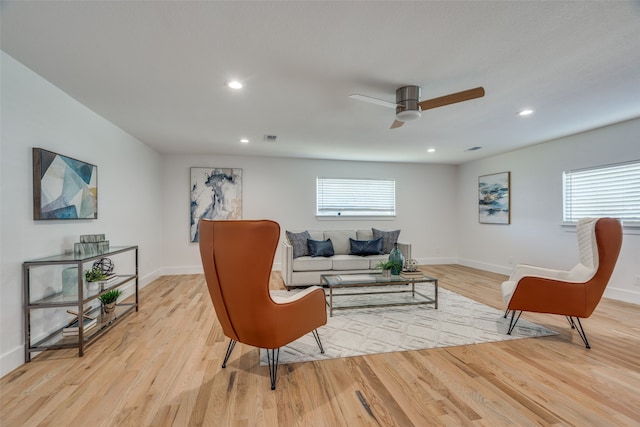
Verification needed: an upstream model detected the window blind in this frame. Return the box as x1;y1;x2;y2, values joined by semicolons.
563;160;640;224
316;178;396;217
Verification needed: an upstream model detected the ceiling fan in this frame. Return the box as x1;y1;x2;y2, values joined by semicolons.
349;85;485;129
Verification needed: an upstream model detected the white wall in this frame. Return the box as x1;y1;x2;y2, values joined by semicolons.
161;154;459;274
0;52;164;376
457;118;640;304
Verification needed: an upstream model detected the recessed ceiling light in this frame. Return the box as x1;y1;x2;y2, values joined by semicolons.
239;138;249;144
518;109;534;116
427;148;436;153
227;80;243;89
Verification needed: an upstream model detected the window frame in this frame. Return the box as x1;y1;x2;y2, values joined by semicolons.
316;177;397;218
562;159;640;227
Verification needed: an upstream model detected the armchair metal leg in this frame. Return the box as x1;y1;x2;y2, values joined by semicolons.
266;348;280;390
222;339;237;368
568;317;591;349
507;310;523;335
312;329;325;354
504;308;510;319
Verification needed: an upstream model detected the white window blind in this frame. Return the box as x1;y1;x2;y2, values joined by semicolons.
563;160;640;224
316;178;396;217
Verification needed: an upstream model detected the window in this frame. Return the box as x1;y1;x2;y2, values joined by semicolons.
316;178;396;217
563;160;640;224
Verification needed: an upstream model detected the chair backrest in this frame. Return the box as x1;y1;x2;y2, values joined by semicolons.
584;217;623;316
198;219;280;345
576;217;599;271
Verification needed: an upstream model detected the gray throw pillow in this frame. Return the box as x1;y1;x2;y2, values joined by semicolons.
308;239;335;257
286;230;311;258
372;228;401;254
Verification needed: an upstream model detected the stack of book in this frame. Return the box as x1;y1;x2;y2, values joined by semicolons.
400;270;423;279
62;316;97;337
96;274;118;286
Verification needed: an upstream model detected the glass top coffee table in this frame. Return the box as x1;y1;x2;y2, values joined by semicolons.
320;273;438;317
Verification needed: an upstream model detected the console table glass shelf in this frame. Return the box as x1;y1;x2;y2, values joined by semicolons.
23;245;138;362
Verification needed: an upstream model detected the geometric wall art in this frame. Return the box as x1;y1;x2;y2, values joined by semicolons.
190;167;242;242
32;148;98;220
478;171;510;224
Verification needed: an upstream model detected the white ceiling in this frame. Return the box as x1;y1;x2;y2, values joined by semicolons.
2;1;640;164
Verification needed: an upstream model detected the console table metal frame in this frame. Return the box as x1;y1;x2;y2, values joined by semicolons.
23;245;138;361
320;272;438;317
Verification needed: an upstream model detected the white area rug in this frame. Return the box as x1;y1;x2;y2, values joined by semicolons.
260;286;556;366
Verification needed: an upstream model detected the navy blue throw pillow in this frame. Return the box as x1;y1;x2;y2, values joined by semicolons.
349;237;384;256
308;239;335;257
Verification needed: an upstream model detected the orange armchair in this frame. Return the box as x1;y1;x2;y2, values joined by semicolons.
198;219;327;389
501;217;622;348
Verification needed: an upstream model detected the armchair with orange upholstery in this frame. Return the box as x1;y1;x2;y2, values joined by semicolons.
501;217;622;348
198;219;327;389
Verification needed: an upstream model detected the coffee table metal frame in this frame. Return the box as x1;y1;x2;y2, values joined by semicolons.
320;273;438;317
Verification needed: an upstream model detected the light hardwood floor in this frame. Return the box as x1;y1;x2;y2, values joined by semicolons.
2;265;639;426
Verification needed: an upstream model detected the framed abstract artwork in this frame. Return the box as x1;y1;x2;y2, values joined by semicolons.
478;171;510;224
32;148;98;220
190;167;242;242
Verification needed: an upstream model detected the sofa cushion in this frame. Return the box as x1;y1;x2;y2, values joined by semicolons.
332;254;370;270
372;228;401;254
349;237;384;256
293;256;332;271
356;229;373;240
307;230;325;241
308;239;335;257
286;230;311;259
324;230;357;255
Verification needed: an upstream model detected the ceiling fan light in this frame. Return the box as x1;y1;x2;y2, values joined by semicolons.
396;109;421;122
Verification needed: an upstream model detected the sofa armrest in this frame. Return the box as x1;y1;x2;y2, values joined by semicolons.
281;241;294;287
397;242;411;264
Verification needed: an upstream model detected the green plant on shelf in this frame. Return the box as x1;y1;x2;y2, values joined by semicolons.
84;266;108;282
98;289;122;305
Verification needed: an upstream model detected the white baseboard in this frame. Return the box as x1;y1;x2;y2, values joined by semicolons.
604;287;640;305
159;265;204;276
457;258;512;276
0;346;24;378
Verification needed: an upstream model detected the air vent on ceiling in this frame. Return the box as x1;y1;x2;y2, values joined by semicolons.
466;146;482;151
264;134;277;142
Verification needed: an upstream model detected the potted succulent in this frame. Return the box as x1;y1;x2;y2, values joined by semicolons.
85;266;108;282
376;259;404;278
99;289;122;314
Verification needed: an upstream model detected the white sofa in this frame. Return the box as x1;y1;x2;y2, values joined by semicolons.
281;229;411;289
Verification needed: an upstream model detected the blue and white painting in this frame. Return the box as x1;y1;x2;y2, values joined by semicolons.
190;167;242;242
33;148;98;220
478;172;510;224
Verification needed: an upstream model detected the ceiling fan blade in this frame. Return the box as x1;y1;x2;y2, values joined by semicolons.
418;87;485;111
349;94;397;109
390;119;404;129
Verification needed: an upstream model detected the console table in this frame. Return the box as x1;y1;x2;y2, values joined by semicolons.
23;246;138;361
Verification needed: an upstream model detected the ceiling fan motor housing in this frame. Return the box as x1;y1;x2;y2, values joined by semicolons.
395;85;422;121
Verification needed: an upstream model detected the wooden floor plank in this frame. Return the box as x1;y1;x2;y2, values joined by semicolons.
2;266;639;426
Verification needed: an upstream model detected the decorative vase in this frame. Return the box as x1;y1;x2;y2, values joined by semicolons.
62;267;78;297
388;243;404;275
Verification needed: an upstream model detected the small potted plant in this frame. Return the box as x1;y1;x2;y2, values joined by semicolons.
99;289;122;314
85;266;108;291
376;259;403;278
